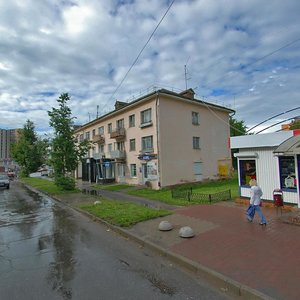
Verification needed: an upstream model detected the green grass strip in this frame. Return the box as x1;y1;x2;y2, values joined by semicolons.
80;199;171;227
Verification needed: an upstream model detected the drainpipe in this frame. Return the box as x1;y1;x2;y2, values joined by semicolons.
155;91;161;189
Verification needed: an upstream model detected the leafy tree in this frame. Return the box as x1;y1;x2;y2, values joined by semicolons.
11;120;48;177
230;117;247;136
48;93;90;190
289;118;300;130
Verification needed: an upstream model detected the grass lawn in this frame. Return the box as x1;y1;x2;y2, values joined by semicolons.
21;177;80;195
79;200;171;227
127;174;239;206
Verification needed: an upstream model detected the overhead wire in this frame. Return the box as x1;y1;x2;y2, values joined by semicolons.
102;0;176;111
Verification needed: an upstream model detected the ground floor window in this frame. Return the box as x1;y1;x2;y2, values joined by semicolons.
279;156;297;190
239;159;256;186
130;164;137;177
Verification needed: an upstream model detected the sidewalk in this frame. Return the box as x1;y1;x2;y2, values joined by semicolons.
51;182;300;299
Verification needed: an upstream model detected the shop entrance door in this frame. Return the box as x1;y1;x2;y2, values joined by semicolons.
142;163;148;184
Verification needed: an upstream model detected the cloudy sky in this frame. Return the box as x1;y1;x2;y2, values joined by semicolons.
0;0;299;135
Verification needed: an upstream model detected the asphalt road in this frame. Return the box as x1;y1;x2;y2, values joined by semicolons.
0;181;231;300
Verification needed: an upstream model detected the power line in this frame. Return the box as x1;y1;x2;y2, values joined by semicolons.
255;115;300;134
104;0;176;109
247;106;300;133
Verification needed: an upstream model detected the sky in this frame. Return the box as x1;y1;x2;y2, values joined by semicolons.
0;0;299;135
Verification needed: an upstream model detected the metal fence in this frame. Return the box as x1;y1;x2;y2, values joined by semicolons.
171;188;231;204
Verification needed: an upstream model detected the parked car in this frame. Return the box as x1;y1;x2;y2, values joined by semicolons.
0;174;10;189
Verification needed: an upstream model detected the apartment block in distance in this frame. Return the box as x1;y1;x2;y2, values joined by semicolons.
75;88;234;189
0;128;20;171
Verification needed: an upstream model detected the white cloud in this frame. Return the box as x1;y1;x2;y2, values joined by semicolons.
0;0;299;134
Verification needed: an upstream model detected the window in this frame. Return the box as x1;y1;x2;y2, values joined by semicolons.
130;164;137;177
279;156;297;190
193;137;200;149
193;162;203;175
129;114;135;127
98;126;104;135
92;129;96;137
142;135;153;152
116;118;124;129
85;132;90;140
99;144;104;154
192;111;199;125
239;160;256;186
141;108;152;126
79;134;84;142
108;123;112;133
129;139;136;151
108;143;112;152
115;141;124;151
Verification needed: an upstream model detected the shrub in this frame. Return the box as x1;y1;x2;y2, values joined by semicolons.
55;176;75;190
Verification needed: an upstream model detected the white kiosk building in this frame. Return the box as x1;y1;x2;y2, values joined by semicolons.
231;130;300;207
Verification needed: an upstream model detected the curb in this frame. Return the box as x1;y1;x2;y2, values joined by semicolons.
23;184;274;300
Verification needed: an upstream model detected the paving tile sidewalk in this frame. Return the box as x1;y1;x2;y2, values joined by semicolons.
128;203;300;300
47;181;300;300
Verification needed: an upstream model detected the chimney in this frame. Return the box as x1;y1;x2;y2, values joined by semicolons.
179;88;195;99
114;101;128;110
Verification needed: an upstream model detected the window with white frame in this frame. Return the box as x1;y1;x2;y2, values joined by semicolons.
98;126;104;135
115;141;124;151
129;114;135;127
142;135;153;152
92;129;96;137
193;162;203;175
129;139;136;151
192;111;199;125
108;123;112;133
193;137;200;149
79;134;84;142
108;143;112;152
116;118;124;129
85;132;90;140
130;164;137;177
141;108;152;125
99;144;104;154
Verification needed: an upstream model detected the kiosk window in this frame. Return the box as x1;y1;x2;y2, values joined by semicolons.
279;156;296;190
239;160;256;186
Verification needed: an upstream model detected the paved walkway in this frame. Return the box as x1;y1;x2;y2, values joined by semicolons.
37;180;300;299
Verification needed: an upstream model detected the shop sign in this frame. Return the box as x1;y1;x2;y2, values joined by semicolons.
138;154;157;161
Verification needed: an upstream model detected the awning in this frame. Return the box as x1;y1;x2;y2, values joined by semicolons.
273;134;300;155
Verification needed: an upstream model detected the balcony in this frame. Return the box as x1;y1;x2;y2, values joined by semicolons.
110;127;126;139
107;150;126;160
93;152;105;160
92;134;105;144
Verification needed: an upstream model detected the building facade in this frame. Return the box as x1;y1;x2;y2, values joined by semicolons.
231;130;300;206
75;88;233;189
0;128;20;171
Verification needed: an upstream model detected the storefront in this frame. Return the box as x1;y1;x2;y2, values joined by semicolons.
231;131;300;207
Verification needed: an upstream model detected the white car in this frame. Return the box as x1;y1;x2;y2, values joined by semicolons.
0;174;10;189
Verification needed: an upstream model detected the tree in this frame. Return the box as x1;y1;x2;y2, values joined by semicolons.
48;93;90;190
11;120;48;177
230;117;247;137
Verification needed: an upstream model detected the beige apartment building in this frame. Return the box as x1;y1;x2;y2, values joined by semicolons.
75;88;234;189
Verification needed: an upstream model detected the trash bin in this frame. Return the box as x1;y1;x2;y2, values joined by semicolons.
273;189;283;207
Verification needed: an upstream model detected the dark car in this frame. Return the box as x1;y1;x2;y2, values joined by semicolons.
0;174;10;189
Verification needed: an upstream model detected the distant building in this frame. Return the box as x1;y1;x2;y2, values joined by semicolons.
0;128;20;170
75;88;234;189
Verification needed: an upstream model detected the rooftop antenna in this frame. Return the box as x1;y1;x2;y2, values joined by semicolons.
184;56;191;90
88;112;91;122
96;105;99;118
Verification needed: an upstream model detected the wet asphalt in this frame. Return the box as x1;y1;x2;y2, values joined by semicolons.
0;181;232;300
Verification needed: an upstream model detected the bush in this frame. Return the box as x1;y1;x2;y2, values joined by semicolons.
55;176;75;190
